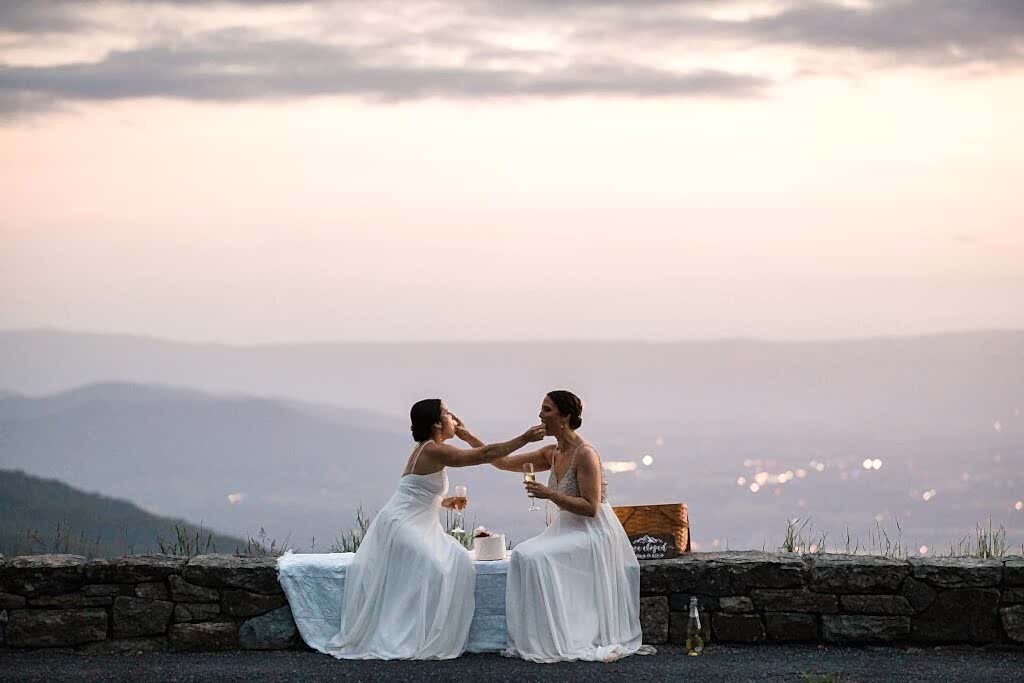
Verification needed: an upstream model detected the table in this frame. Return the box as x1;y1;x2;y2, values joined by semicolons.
276;552;510;654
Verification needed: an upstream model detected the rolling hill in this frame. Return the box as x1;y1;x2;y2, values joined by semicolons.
0;468;248;558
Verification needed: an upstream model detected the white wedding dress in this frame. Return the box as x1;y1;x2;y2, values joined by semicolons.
323;442;475;659
504;443;651;663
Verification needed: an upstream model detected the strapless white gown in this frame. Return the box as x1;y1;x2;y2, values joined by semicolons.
324;466;475;659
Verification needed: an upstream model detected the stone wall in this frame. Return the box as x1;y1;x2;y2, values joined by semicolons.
638;552;1024;647
1;551;1021;651
0;554;294;652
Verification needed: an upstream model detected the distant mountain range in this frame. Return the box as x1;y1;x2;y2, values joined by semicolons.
0;330;1022;551
0;382;413;548
1;328;1021;438
0;468;247;558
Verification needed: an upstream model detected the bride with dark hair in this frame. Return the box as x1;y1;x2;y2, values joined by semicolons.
324;398;544;660
490;390;652;662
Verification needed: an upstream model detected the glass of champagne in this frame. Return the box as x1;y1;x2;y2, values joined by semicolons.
451;485;468;534
523;464;540;511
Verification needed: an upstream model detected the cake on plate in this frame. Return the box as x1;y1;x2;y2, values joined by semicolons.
472;527;507;561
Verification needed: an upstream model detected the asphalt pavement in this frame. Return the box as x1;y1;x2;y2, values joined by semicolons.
2;644;1022;682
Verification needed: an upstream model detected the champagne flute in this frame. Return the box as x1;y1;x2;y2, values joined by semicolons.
451;485;468;534
523;464;540;511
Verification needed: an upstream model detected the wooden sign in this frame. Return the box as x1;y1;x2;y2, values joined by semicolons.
613;503;690;560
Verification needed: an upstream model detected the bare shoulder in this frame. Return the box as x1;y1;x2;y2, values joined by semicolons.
576;444;600;466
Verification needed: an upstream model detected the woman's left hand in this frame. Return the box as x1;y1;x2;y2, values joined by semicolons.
453;414;473;441
441;496;457;509
525;481;555;500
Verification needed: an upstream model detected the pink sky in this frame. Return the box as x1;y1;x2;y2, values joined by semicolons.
2;1;1022;342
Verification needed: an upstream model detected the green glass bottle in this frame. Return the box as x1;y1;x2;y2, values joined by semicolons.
685;596;704;656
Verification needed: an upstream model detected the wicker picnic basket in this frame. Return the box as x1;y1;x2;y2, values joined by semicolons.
613;503;691;559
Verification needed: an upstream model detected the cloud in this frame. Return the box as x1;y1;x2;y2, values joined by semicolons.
741;0;1024;66
1;26;768;116
1;0;1021;117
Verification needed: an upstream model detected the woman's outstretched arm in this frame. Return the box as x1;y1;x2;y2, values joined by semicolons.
428;425;546;468
490;446;554;472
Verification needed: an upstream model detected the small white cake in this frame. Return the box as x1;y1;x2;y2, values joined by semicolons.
472;532;507;561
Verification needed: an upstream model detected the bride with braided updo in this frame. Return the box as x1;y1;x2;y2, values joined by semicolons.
490;390;653;662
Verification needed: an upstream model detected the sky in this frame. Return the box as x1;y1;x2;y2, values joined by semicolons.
1;0;1023;343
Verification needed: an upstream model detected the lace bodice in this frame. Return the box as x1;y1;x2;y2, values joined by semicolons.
547;442;608;504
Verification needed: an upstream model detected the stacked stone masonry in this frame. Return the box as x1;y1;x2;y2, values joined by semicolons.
0;552;1021;651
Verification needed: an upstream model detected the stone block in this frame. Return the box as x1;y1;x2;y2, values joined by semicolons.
808;554;909;594
28;593;85;608
1001;588;1024;605
169;622;239;651
718;596;754;613
909;558;1002;589
0;593;26;609
112;596;174;638
0;555;87;597
1006;560;1024;587
840;595;913;616
751;588;838;613
169;576;220;603
240;606;298;650
911;588;1001;643
221;589;287;618
822;615;910;643
83;584;133;597
712;612;765;642
135;582;169;600
81;638;170;654
641;552;805;595
639;595;669;644
669;610;710;645
6;608;108;647
174;603;222;623
183;555;282;595
84;555;186;584
901;577;936;612
766;612;818;641
1000;605;1024;643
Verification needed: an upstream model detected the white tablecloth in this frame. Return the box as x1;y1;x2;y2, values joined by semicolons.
277;552;510;654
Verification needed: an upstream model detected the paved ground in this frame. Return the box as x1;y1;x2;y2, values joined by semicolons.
1;644;1022;682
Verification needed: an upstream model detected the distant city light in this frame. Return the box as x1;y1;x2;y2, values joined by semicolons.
862;459;873;470
749;483;761;493
755;472;770;485
655;436;665;447
1015;501;1023;511
641;454;654;466
603;461;638;474
993;420;1002;432
795;469;808;478
737;476;747;486
227;492;244;504
922;489;937;502
919;545;929;555
872;459;882;470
